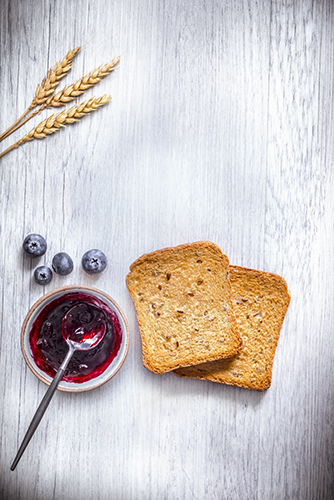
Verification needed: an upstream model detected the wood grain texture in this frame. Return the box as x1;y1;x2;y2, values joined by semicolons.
0;0;333;499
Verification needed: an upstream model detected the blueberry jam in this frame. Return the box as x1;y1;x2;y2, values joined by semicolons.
29;292;122;383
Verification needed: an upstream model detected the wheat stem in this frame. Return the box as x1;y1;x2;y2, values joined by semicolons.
0;108;33;139
0;46;81;142
0;108;42;142
0;95;111;159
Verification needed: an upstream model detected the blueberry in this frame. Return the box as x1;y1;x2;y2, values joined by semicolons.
23;234;47;258
82;249;107;275
34;266;52;285
52;252;74;276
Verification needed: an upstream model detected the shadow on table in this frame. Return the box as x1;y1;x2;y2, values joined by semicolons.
156;370;267;408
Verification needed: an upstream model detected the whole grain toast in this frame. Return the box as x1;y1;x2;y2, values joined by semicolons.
126;242;241;374
174;266;290;390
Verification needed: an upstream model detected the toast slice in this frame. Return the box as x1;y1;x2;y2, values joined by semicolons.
174;266;290;390
126;242;241;374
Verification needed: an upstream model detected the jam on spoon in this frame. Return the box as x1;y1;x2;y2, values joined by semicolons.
11;303;106;471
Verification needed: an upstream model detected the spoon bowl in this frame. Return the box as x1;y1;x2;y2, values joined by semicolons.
62;302;107;350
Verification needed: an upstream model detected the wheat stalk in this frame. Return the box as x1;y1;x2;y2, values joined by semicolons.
0;95;111;158
0;55;120;142
0;46;81;142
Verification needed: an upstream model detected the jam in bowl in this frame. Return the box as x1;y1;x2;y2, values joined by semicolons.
21;286;130;392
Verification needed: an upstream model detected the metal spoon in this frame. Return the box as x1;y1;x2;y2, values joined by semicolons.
11;303;106;471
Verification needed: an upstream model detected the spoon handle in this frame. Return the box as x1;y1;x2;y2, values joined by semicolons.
10;347;74;471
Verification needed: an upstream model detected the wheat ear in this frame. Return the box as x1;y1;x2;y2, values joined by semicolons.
0;95;111;159
0;56;120;141
31;46;81;107
0;46;81;142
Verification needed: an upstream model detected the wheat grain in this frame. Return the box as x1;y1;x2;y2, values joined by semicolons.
0;95;111;159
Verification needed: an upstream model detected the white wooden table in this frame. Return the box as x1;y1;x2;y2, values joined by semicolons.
0;1;333;499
